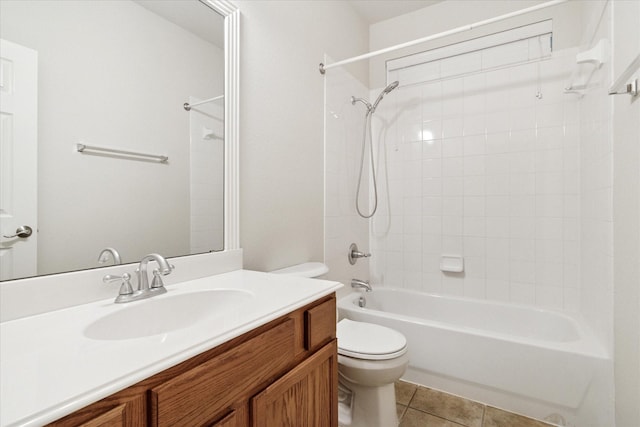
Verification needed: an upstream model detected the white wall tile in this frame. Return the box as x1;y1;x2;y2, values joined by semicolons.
464;278;486;299
443;196;464;216
486;257;509;281
443;157;464;176
484;174;510;196
486;279;510;302
464;217;485;237
443;176;464;196
510;282;536;304
442;137;464;157
442;117;464;138
368;44;580;312
485;111;510;133
423;139;442;158
442;274;465;296
422;177;442;196
486;237;509;259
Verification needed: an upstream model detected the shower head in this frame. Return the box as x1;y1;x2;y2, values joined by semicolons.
383;80;400;94
371;80;400;113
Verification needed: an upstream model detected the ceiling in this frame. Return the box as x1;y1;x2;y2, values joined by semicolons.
347;0;444;24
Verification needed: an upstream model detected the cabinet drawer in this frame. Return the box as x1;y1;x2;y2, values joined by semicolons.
305;297;336;351
150;319;296;427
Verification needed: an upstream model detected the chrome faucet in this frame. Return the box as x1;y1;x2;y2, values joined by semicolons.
351;278;372;292
97;247;122;265
137;253;173;292
103;253;174;303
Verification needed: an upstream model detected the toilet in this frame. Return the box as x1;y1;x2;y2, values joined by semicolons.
271;263;409;427
337;319;408;427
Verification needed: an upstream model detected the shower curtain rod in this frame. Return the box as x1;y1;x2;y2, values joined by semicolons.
318;0;568;75
183;94;224;111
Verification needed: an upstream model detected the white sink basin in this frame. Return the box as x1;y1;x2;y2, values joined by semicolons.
84;289;254;340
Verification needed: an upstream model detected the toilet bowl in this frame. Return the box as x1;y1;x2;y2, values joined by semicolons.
270;263;409;427
337;319;409;427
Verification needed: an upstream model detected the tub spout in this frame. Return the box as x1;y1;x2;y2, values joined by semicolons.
351;278;372;292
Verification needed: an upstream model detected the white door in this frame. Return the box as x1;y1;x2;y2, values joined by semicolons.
0;39;38;280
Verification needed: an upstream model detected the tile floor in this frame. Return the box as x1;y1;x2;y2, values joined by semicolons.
395;381;555;427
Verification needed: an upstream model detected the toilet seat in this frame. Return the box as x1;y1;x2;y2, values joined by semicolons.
337;319;407;361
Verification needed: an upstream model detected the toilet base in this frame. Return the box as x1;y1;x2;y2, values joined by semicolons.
338;376;399;427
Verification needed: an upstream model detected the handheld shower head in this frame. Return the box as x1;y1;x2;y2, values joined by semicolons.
371;80;399;113
383;80;400;94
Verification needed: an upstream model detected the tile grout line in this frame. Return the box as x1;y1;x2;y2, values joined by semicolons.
398;381;554;427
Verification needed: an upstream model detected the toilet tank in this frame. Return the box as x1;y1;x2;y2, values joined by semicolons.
270;262;329;278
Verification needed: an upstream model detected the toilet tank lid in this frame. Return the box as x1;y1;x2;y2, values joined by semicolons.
270;262;329;278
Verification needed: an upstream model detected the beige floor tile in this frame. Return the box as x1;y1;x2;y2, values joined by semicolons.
396;380;419;406
483;406;553;427
398;404;408;419
409;387;485;427
400;408;467;427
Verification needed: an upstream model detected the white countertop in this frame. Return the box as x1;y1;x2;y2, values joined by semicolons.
0;269;342;427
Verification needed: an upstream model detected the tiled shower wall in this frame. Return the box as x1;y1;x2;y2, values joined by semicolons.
324;64;370;293
578;0;613;364
370;48;582;312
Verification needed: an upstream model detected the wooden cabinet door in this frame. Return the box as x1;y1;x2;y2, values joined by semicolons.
251;340;338;427
208;405;248;427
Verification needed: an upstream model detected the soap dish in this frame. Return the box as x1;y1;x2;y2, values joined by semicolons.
440;255;464;273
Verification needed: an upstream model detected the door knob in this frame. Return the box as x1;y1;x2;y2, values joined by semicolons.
3;225;33;238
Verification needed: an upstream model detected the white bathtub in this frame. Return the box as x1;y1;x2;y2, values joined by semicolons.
337;288;608;422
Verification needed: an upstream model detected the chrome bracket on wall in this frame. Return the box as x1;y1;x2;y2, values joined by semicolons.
609;54;640;97
609;78;638;97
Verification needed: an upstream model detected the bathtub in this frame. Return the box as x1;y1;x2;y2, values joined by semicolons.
337;288;608;421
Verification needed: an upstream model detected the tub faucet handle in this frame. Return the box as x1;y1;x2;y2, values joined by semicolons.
348;243;371;265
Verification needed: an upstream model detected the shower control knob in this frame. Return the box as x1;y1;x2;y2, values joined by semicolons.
348;243;371;265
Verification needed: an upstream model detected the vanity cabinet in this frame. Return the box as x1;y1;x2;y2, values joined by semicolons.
252;342;336;427
46;294;337;427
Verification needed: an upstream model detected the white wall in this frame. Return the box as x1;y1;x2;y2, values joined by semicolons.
0;0;223;275
234;0;368;273
611;1;640;425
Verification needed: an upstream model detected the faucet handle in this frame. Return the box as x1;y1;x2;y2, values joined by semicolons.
103;273;134;296
151;265;174;289
151;269;164;289
348;243;371;265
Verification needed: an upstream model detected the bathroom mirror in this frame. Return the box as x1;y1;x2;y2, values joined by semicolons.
0;0;239;281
